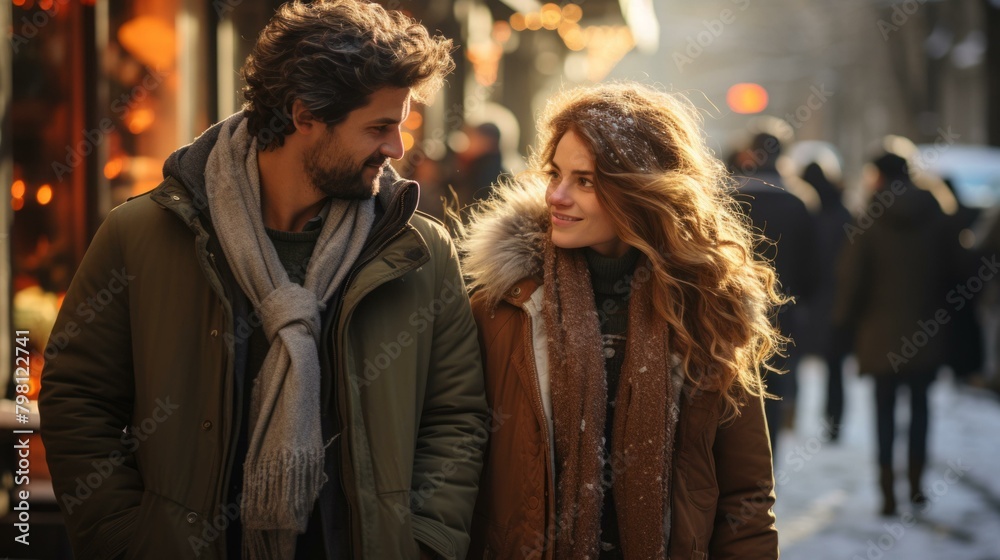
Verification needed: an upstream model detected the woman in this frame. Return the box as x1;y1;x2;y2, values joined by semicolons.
461;82;784;559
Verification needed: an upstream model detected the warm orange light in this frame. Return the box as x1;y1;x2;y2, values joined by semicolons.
510;13;526;32
11;179;26;199
492;20;512;43
12;0;27;7
727;83;769;114
37;0;52;9
118;16;176;70
403;111;423;130
525;12;542;31
401;132;415;152
562;3;583;23
36;184;53;205
563;27;587;51
104;157;125;179
11;197;24;211
541;3;562;29
127;108;155;134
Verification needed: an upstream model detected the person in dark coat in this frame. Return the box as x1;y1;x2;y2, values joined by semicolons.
450;122;508;214
38;3;486;559
940;178;985;380
834;152;951;516
732;132;819;454
800;161;854;440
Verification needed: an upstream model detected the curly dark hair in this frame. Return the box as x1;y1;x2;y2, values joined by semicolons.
241;0;455;150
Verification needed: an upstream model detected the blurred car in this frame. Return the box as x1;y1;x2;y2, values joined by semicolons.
916;144;1000;208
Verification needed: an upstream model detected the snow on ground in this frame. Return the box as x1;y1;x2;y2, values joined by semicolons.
773;356;1000;560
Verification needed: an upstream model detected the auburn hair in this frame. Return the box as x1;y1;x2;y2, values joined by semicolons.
533;82;788;419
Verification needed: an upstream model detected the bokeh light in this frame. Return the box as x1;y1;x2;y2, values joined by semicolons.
727;83;769;114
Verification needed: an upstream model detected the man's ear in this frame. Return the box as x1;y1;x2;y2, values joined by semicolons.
291;99;320;135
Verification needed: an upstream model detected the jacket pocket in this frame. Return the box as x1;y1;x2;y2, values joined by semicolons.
93;506;139;560
124;489;211;560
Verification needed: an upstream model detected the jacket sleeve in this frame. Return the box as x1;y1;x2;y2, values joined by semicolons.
39;209;143;560
832;225;870;333
709;393;779;559
410;227;488;560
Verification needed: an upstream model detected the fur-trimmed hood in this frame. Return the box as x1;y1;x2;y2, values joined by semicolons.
459;176;550;306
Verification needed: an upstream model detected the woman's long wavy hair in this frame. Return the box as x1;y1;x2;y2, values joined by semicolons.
534;83;788;420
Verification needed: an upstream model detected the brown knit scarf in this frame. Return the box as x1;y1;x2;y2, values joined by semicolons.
543;239;676;560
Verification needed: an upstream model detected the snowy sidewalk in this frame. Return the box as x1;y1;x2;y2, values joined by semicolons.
772;357;1000;560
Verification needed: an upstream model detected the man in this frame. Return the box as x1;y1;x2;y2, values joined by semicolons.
39;2;487;559
731;131;819;454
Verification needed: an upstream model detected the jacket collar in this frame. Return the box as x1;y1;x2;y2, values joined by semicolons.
460;176;550;308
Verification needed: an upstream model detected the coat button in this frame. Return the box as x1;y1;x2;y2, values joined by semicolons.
186;512;199;524
528;496;539;509
202;420;213;431
511;286;522;297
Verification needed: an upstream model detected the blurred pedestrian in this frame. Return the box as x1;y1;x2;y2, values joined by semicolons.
39;2;486;559
940;178;985;382
449;122;508;212
834;152;950;516
799;159;853;441
732;131;819;453
462;83;782;559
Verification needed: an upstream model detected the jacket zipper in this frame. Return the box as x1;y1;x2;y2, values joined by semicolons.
522;311;554;500
335;191;412;559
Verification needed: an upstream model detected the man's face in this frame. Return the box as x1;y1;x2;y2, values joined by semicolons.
304;87;411;199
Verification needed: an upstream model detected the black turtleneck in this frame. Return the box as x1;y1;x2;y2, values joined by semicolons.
584;246;640;559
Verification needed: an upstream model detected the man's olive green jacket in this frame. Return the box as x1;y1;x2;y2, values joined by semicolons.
40;160;487;560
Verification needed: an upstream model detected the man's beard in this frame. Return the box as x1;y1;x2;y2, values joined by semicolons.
305;142;387;200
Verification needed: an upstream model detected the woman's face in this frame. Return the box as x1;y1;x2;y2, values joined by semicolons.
545;130;631;258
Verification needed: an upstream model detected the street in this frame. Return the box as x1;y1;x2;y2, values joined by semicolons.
775;357;1000;560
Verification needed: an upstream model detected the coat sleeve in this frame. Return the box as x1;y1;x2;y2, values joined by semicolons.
709;393;779;559
832;224;870;332
39;208;143;560
410;226;488;560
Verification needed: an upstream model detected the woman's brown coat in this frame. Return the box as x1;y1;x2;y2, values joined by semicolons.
461;181;779;559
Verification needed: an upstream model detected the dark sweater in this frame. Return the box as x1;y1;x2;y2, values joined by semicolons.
229;219;345;559
585;247;640;558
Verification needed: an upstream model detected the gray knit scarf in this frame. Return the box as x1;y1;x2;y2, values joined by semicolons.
205;114;375;559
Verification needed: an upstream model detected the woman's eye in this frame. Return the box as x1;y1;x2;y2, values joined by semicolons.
578;177;594;188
